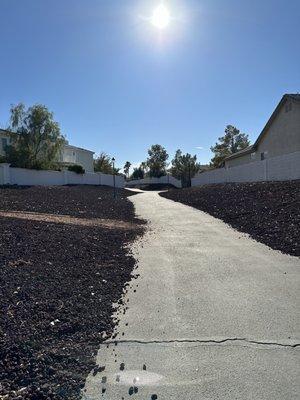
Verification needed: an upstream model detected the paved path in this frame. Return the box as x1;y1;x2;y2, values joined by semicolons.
84;191;300;400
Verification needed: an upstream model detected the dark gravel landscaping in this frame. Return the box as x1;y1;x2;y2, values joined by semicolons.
134;183;177;191
160;180;300;257
0;186;144;399
0;185;137;222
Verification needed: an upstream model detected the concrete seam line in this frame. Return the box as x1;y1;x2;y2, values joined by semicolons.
104;338;300;349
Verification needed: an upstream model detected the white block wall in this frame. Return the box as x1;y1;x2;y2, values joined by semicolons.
267;151;300;181
10;168;65;186
0;164;125;188
192;151;300;186
0;165;4;184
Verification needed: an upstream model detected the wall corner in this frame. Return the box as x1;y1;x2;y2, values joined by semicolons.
0;163;11;185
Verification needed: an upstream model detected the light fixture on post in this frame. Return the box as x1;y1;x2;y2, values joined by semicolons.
112;157;116;199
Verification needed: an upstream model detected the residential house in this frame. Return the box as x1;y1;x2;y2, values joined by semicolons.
224;94;300;168
0;129;94;172
58;143;94;172
0;129;12;157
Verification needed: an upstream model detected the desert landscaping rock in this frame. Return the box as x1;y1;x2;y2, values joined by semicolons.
160;180;300;257
0;185;144;399
0;185;140;222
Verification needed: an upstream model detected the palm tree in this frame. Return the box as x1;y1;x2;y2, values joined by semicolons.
123;161;131;179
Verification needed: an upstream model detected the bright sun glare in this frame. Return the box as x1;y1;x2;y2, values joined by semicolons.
151;4;170;30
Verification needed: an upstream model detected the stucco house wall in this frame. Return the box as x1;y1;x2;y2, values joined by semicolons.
0;129;12;156
74;148;94;172
59;145;94;172
256;99;300;158
225;94;300;168
225;152;252;167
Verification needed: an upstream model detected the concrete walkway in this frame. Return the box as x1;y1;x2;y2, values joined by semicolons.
83;191;300;400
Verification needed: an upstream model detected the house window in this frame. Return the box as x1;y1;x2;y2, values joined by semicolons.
260;151;267;161
1;138;8;150
250;152;256;160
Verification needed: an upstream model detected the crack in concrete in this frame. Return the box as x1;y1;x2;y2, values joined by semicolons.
105;337;300;349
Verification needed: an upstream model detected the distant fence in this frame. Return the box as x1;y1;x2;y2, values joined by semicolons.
0;163;124;188
126;175;182;188
192;151;300;186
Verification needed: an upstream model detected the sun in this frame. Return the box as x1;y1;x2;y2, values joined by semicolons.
151;4;170;30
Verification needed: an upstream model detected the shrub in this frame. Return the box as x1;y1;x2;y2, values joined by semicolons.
68;164;85;174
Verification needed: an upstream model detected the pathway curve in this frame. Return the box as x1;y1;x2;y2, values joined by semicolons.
83;191;300;400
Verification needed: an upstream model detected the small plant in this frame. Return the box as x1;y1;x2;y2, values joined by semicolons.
68;164;85;174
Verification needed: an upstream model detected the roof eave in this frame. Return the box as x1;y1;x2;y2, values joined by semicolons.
64;144;95;154
224;146;254;161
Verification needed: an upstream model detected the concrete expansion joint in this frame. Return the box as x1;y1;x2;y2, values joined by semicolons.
105;337;300;349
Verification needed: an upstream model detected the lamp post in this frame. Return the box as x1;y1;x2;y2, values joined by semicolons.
112;157;116;199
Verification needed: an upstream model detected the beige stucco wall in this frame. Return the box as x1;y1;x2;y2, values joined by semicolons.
257;99;300;157
225;152;252;168
225;98;300;168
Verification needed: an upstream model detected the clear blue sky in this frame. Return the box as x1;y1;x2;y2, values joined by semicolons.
0;0;299;168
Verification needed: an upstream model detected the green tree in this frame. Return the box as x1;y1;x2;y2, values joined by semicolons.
94;152;120;174
123;161;131;178
131;167;144;180
5;103;65;170
146;144;169;177
210;125;250;167
170;149;201;187
140;161;149;177
140;161;147;171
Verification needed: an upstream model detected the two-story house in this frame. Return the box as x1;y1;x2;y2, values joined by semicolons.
0;129;94;172
58;143;94;172
0;129;12;157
